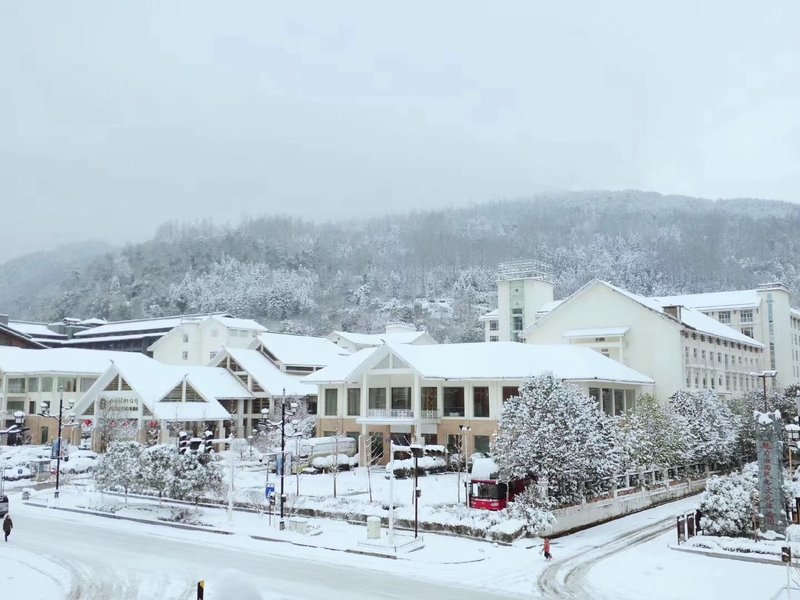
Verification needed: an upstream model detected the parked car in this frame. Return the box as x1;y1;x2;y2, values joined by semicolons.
0;495;8;517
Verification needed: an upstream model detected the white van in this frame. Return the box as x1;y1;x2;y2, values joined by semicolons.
297;436;357;461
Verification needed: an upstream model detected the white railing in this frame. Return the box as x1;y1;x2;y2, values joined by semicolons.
366;409;413;419
420;410;438;419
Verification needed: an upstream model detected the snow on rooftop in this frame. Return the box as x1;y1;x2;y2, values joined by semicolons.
213;316;267;332
222;347;316;396
478;309;499;321
331;330;430;347
7;321;67;339
305;343;654;385
71;313;229;337
654;289;761;310
257;332;348;368
0;347;154;375
303;347;380;384
537;300;563;314
604;282;762;347
563;327;630;339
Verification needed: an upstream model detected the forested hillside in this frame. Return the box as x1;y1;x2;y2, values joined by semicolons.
4;191;800;343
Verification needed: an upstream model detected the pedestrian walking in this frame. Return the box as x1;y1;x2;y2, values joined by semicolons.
3;514;12;542
543;537;552;560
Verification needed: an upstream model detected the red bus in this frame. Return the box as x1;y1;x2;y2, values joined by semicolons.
468;458;528;510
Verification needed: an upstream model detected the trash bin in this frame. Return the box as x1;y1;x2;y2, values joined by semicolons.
288;517;308;534
367;516;381;539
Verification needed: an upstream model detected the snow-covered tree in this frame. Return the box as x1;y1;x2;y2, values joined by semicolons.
698;463;759;537
139;444;176;503
668;390;739;466
493;372;622;506
94;441;142;503
171;452;224;503
614;394;685;472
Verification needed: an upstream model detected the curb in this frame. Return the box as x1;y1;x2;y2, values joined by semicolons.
24;500;486;563
24;501;235;535
672;544;785;566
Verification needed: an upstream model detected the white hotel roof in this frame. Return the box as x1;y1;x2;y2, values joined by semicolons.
654;289;760;311
0;347;153;375
256;333;348;368
304;342;654;385
221;347;317;396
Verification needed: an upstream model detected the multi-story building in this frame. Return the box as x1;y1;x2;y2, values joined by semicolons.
303;341;653;463
147;315;266;365
655;283;800;388
521;279;764;403
327;323;436;353
479;260;558;342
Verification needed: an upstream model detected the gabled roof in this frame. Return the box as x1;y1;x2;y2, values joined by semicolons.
213;347;316;396
0;324;48;349
654;290;761;311
478;309;499;322
210;315;267;332
303;343;653;386
329;330;435;347
302;347;380;385
146;314;266;352
75;356;249;420
522;280;762;347
253;332;348;368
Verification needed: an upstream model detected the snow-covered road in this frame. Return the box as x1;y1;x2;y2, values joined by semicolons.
5;499;528;600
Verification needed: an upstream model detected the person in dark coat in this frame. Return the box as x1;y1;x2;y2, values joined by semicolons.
3;515;12;542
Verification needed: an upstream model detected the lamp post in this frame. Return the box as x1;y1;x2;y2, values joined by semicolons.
751;370;778;412
38;386;75;499
276;389;297;531
460;425;471;508
410;444;423;538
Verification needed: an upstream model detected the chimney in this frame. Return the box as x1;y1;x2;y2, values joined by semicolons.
663;305;682;321
0;314;8;326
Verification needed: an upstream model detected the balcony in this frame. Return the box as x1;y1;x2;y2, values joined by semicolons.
357;408;441;424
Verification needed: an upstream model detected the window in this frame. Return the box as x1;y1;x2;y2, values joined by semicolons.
489;336;499;342
347;389;360;416
489;320;499;331
7;378;25;393
625;390;636;411
701;350;706;359
693;348;698;358
421;387;438;412
446;434;462;454
443;387;465;417
602;389;613;416
368;388;386;410
182;351;189;360
58;377;77;392
41;377;53;392
209;351;217;360
512;308;523;339
182;333;189;343
740;309;753;323
473;387;490;418
184;385;203;402
502;386;519;401
80;378;97;392
589;387;601;405
742;327;754;338
324;389;338;416
27;378;39;393
473;435;491;454
614;389;624;415
422;433;438;446
684;347;689;363
369;432;384;460
717;353;722;363
391;387;411;411
306;396;317;415
718;311;731;324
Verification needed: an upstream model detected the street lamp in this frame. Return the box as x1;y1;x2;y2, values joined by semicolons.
460;425;471;508
263;390;299;531
751;370;778;412
410;444;423;538
38;386;76;499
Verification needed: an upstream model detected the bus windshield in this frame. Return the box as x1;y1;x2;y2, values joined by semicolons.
472;481;508;499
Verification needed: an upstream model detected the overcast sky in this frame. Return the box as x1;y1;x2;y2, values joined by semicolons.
1;2;798;262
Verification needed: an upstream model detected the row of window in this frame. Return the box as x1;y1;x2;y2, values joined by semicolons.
329;431;494;456
706;309;754;324
5;376;97;394
684;370;757;391
321;386;521;418
588;388;636;417
682;330;760;351
683;347;758;368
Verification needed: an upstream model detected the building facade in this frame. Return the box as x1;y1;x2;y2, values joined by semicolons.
304;342;654;463
521;280;764;402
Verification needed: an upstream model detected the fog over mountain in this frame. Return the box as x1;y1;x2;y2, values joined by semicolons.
2;191;799;343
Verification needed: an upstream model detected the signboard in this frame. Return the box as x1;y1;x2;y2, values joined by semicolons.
98;396;139;418
756;412;787;536
265;484;275;499
51;437;67;459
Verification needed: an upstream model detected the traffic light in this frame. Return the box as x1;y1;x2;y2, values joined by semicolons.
179;431;188;455
204;431;214;454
